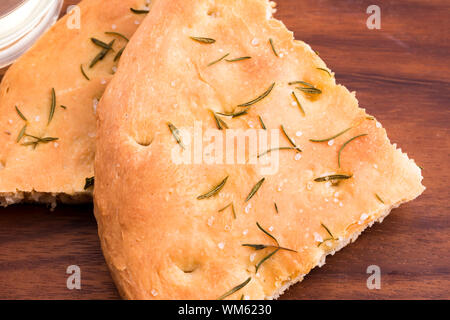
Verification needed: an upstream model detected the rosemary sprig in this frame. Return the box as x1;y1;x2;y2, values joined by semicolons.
197;176;229;200
217;277;251;300
258;115;266;130
281;125;302;152
48;88;56;125
90;40;115;68
257;147;299;158
238;83;275;108
338;134;368;167
130;8;149;14
105;31;129;42
317;67;332;77
317;223;337;247
190;37;216;44
309;127;353;142
80;64;90;80
244;222;297;272
91;38;114;50
269;38;278;57
16;124;27;143
114;47;125;62
208;53;230;66
84;177;95;190
167;122;185;150
291;91;305;116
225;56;251;62
314;174;353;182
245;178;265;202
15;106;27;121
218;202;236;219
375;193;385;204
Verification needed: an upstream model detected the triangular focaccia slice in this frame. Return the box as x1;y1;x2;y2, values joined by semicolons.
0;0;149;206
95;0;424;299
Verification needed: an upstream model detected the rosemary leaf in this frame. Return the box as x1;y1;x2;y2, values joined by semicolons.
217;108;250;118
48;88;56;125
338;134;368;167
245;178;265;202
297;86;322;95
375;193;385;204
242;244;269;250
281;125;301;152
309;127;353;142
15;106;27;122
80;64;90;80
225;56;251;62
258;115;266;130
288;80;315;87
130;8;149;14
217;277;251;300
238;83;275;108
317;67;332;77
211;111;229;130
291;91;305;116
208;53;230;67
114;47;125;62
269;38;278;57
321;223;335;239
84;177;95;190
91;38;113;50
257;147;299;158
274;202;279;214
105;31;129;42
167;122;185;150
218;202;236;219
256;222;279;246
197;176;229;200
60;105;67;109
314;174;353;182
16;124;27;143
255;248;279;272
190;37;216;44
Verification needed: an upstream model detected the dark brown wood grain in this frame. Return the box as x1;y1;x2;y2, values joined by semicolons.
0;0;448;300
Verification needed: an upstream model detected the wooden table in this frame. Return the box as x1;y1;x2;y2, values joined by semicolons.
0;0;448;300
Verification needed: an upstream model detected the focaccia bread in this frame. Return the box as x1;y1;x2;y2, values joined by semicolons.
0;0;149;207
94;0;425;299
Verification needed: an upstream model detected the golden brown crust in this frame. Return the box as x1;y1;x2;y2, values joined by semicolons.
0;0;146;203
94;0;424;299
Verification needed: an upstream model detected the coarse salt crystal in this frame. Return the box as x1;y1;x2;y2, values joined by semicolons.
251;38;259;46
218;242;225;249
268;226;274;232
250;253;256;262
295;153;302;161
245;203;251;213
151;289;158;296
328;139;334;146
296;131;303;137
243;229;248;236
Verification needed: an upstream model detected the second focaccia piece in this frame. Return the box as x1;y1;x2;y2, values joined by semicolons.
0;0;149;206
94;0;424;299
